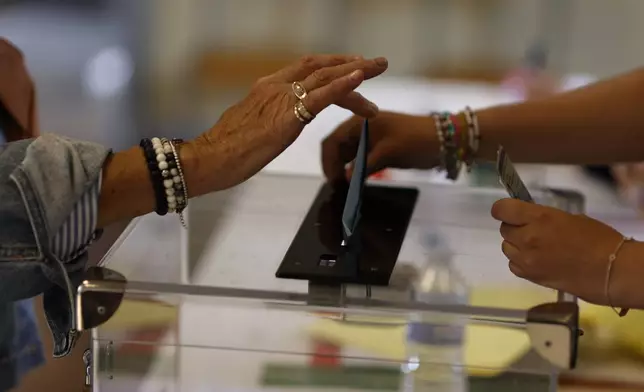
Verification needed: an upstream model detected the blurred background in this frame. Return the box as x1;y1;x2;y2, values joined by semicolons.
2;0;643;149
3;0;644;391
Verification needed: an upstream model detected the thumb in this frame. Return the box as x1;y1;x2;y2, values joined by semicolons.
345;147;389;181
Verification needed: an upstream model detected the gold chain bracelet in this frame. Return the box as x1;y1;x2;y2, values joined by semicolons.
605;236;633;317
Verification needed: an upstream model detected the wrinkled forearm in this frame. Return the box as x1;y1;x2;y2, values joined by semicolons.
97;146;154;228
97;139;205;228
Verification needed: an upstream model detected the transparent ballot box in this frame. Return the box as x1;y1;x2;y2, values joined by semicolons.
79;174;582;392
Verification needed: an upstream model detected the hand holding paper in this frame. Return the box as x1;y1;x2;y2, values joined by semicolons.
341;119;369;246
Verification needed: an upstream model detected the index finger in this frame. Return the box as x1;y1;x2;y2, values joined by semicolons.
302;58;388;91
269;54;361;83
321;116;363;182
490;198;542;226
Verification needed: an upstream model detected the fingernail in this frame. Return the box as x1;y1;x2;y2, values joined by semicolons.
368;102;379;114
375;57;388;66
350;70;363;80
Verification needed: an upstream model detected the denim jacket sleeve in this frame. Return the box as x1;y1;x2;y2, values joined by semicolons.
0;134;110;357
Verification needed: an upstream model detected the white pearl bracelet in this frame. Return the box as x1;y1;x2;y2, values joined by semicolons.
149;137;188;227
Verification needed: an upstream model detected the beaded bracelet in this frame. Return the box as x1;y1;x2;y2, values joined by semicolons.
158;138;189;227
431;112;447;173
151;137;181;215
140;137;189;227
140;138;169;215
463;106;480;171
164;138;189;228
431;112;460;180
439;112;461;180
432;107;481;180
450;113;467;161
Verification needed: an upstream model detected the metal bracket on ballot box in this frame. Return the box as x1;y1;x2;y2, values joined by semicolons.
76;267;127;332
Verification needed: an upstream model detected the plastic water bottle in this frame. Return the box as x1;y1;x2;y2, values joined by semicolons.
402;231;469;391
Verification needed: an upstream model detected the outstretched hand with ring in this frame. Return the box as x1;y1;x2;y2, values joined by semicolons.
188;54;389;193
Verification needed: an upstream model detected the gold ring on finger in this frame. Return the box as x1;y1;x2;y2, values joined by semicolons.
293;104;309;124
292;81;308;99
295;100;315;123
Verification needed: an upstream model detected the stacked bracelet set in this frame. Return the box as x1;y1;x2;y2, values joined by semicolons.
431;106;480;180
139;137;189;227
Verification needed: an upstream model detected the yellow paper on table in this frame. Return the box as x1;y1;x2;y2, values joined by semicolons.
308;286;601;377
308;319;529;378
101;299;178;331
581;304;644;358
469;286;552;310
613;310;644;358
471;287;644;364
483;286;644;360
471;286;601;332
485;285;644;357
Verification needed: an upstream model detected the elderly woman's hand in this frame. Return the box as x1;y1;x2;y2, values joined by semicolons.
186;54;389;194
491;198;626;305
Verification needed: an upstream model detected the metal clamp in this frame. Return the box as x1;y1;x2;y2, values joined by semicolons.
526;301;580;369
76;267;127;331
307;282;347;307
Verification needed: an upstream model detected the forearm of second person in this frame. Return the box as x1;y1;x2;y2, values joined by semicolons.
472;67;644;164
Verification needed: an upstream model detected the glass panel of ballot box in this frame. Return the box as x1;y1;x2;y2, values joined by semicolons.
79;173;582;392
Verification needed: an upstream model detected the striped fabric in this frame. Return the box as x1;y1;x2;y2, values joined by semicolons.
0;124;102;262
50;173;102;262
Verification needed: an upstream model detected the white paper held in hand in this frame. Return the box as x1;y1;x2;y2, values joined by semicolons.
496;146;534;203
341;118;369;246
497;147;577;304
